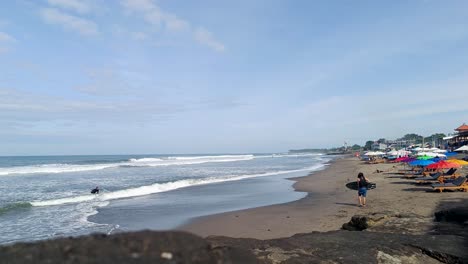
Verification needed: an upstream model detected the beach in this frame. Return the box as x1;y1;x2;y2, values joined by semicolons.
2;155;468;263
180;156;468;239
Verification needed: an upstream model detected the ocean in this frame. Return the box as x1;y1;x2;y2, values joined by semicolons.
0;153;333;245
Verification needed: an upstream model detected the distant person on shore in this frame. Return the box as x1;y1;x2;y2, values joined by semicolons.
357;172;368;207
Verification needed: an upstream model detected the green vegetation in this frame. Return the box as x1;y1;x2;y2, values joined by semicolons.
291;132;447;153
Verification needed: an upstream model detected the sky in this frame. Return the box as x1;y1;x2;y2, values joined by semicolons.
1;0;468;155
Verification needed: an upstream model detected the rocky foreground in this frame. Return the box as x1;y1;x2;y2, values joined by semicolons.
1;207;467;264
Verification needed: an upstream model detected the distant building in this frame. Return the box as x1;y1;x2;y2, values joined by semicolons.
443;123;468;150
371;142;387;150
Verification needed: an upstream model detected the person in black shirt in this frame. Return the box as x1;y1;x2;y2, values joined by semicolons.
357;172;368;207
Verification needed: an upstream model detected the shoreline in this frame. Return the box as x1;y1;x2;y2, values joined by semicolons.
179;155;468;239
178;155;362;239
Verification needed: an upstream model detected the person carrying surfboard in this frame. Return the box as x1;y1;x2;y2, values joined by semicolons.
357;172;369;207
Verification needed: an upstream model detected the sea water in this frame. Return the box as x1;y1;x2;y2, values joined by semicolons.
0;153;333;244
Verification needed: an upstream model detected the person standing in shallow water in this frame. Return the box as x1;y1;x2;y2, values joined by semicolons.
357;172;368;207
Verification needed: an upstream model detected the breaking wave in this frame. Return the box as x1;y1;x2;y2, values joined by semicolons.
30;164;325;207
0;155;255;176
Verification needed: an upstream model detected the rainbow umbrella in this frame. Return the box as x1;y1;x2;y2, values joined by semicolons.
395;157;411;162
404;157;416;163
426;160;460;169
446;159;468;166
409;160;435;166
417;155;433;160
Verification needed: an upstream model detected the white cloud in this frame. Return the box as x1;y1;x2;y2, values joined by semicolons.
40;8;99;36
121;0;156;13
47;0;90;14
122;0;188;32
121;0;224;51
0;31;16;54
0;32;15;42
194;27;225;52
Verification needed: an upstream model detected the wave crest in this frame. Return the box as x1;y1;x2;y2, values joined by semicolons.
30;164;325;207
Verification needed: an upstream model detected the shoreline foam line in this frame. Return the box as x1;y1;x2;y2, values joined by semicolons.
30;164;326;207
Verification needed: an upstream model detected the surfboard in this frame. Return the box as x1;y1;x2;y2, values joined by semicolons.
345;181;376;191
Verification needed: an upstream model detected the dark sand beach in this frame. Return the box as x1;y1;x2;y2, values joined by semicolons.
180;156;468;239
2;155;468;263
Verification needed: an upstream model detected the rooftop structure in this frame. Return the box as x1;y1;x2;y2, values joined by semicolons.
444;123;468;149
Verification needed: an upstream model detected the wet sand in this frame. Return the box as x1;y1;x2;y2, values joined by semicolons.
179;156;468;239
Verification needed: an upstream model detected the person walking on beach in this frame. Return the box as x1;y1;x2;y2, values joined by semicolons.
357;172;368;207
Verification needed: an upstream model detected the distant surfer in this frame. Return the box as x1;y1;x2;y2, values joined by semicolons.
357;172;369;207
91;186;100;194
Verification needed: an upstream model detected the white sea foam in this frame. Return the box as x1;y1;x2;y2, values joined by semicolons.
255;153;324;158
0;155;256;176
127;155;255;167
0;163;117;176
30;164;326;207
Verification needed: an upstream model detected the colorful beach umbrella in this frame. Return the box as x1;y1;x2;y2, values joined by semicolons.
417;156;433;160
409;160;435;166
446;159;468;166
431;157;445;162
445;152;458;157
395;157;408;162
426;160;460;169
402;157;416;163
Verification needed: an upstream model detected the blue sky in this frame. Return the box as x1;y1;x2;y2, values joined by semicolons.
1;0;468;155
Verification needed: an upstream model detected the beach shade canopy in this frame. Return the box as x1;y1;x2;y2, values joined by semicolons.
409;160;435;166
387;150;398;156
417;152;446;158
426;160;461;169
395;157;409;162
398;150;411;156
433;149;447;153
417;155;433;160
455;145;468;152
447;159;468;166
364;151;385;156
402;157;416;163
414;147;431;151
445;152;458;157
431;157;445;162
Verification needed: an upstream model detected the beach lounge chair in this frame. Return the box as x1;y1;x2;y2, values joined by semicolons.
404;169;424;179
431;176;468;192
415;172;442;184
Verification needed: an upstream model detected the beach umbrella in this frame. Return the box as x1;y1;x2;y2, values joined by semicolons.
417;156;433;160
402;157;416;163
397;150;411;156
387;150;398;156
455;145;468;152
409;160;435;166
426;160;460;169
431;157;445;162
395;157;409;162
445;152;458;157
446;159;468;166
433;149;447;153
